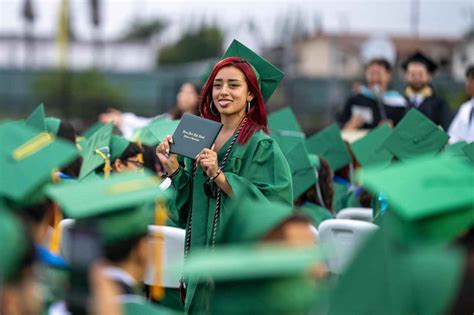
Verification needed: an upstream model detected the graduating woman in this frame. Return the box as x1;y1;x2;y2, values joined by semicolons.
156;40;293;313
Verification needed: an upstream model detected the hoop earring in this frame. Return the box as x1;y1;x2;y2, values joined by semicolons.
210;100;218;116
246;101;251;113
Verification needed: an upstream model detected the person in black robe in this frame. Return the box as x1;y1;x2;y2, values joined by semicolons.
402;51;452;130
338;58;408;130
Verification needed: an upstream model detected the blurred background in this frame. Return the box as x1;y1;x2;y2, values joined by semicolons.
0;0;473;132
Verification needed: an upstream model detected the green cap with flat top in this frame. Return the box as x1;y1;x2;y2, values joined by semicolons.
383;108;449;160
462;141;474;162
351;123;393;167
25;103;47;131
327;225;465;315
358;155;474;244
131;117;179;147
109;135;130;161
46;171;169;243
268;106;303;133
0;121;79;204
45;117;61;135
78;123;113;180
0;205;30;282
222;39;285;103
306;124;351;171
184;245;326;315
271;129;315;199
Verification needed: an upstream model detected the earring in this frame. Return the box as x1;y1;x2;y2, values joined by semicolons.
210;100;218;116
247;100;251;113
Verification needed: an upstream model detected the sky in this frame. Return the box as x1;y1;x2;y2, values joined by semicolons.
1;0;473;46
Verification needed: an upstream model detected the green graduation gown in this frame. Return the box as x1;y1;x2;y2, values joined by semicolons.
169;130;293;313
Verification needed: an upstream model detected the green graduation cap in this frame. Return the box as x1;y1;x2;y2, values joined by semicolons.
82;121;105;139
442;141;468;157
144;119;180;146
46;171;169;243
0;121;78;203
383;108;449;161
358;155;474;244
109;135;130;161
327;226;465;315
0;206;30;282
351;123;393;168
45;117;61;135
131;117;177;147
223;39;285;103
462;141;474;162
184;245;326;315
78;123;113;180
216;195;293;244
26;103;46;131
270;129;315;199
306;124;351;171
268;106;303;133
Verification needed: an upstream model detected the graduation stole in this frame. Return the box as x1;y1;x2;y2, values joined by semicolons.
405;86;433;106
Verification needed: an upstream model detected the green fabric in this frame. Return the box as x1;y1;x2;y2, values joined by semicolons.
26;103;46;131
442;141;468;157
0;206;28;282
268;106;303;133
82;121;105;139
332;181;350;213
271;131;316;199
307;154;320;171
216;196;293;244
110;135;130;161
169;130;293;313
383;108;449;160
132;118;179;147
157;288;184;313
78;123;113;180
122;299;181;315
0;121;78;203
223;39;284;103
46;171;169;243
298;203;333;228
306;124;351;171
45;117;61;135
462;141;474;162
351;123;393;167
327;226;464;315
185;246;325;315
358;155;474;244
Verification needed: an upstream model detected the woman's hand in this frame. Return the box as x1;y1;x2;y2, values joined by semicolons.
156;136;180;175
196;146;219;178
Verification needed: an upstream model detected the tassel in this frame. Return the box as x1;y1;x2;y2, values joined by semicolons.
95;148;111;178
49;205;63;254
150;200;168;300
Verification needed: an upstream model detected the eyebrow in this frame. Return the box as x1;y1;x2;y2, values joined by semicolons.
213;78;242;83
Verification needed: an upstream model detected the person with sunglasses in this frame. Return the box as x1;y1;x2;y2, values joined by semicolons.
156;40;293;314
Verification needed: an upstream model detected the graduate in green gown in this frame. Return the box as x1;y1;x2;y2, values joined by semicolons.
156;40;292;313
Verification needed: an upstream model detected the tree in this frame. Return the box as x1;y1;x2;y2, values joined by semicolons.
157;25;224;65
120;19;167;41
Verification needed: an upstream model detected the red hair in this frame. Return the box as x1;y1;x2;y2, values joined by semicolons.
199;57;268;144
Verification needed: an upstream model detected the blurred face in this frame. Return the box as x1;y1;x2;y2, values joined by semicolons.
465;75;474;97
176;83;199;113
365;63;391;90
113;154;144;173
405;62;431;91
2;269;42;315
212;66;253;117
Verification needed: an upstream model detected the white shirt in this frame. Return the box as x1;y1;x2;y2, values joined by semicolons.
448;98;474;144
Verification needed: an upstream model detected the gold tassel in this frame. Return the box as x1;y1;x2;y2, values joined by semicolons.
49;205;63;254
95;148;111;179
150;200;168;300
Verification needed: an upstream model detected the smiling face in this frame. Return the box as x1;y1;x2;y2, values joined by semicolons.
212;66;254;118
